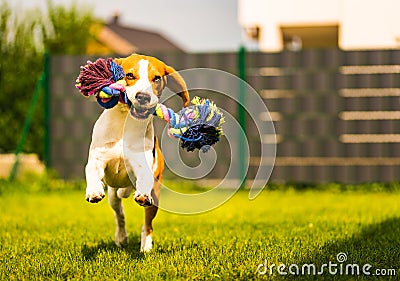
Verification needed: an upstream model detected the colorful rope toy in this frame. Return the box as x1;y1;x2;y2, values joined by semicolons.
76;58;224;152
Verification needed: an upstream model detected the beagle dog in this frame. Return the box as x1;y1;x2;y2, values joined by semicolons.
85;54;189;252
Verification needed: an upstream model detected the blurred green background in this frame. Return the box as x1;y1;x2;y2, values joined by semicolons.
0;0;94;158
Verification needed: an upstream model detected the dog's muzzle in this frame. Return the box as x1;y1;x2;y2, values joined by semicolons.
129;92;156;119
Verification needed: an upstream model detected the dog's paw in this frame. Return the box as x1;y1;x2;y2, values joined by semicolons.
115;228;128;248
140;232;153;253
86;188;105;203
134;191;153;207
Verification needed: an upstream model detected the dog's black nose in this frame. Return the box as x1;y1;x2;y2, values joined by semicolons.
135;92;151;105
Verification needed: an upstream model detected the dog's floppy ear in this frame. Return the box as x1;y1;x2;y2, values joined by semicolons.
114;58;124;65
165;65;190;107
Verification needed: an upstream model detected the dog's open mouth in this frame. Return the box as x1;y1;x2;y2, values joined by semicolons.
129;105;155;119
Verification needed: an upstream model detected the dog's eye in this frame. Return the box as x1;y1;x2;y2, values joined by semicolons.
153;75;161;82
126;73;136;80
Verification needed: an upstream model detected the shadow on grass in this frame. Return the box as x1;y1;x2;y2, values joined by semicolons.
290;217;400;279
81;234;144;261
154;239;202;255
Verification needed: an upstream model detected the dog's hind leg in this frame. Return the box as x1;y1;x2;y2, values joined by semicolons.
117;186;133;199
108;186;128;248
141;180;161;252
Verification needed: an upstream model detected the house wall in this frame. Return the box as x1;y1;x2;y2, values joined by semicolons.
239;0;400;51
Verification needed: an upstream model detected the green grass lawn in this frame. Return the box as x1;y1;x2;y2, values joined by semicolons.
0;180;399;280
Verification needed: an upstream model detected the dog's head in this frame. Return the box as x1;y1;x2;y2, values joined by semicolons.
114;54;190;119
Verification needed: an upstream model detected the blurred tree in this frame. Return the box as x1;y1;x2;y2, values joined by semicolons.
0;0;95;157
0;1;43;155
42;0;94;54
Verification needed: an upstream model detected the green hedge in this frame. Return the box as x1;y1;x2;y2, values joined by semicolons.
0;0;94;158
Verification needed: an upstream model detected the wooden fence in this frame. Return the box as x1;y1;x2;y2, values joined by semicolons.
49;49;400;183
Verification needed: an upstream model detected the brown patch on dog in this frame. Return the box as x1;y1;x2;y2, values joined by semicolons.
153;137;164;181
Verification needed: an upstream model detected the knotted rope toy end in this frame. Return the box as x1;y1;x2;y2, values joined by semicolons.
75;58;131;108
155;97;224;152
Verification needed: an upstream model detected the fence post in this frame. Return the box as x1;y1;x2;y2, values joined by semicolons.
9;71;45;180
43;52;51;168
238;46;247;188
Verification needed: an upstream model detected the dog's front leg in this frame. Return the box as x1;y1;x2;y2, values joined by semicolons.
85;149;107;203
125;150;155;207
